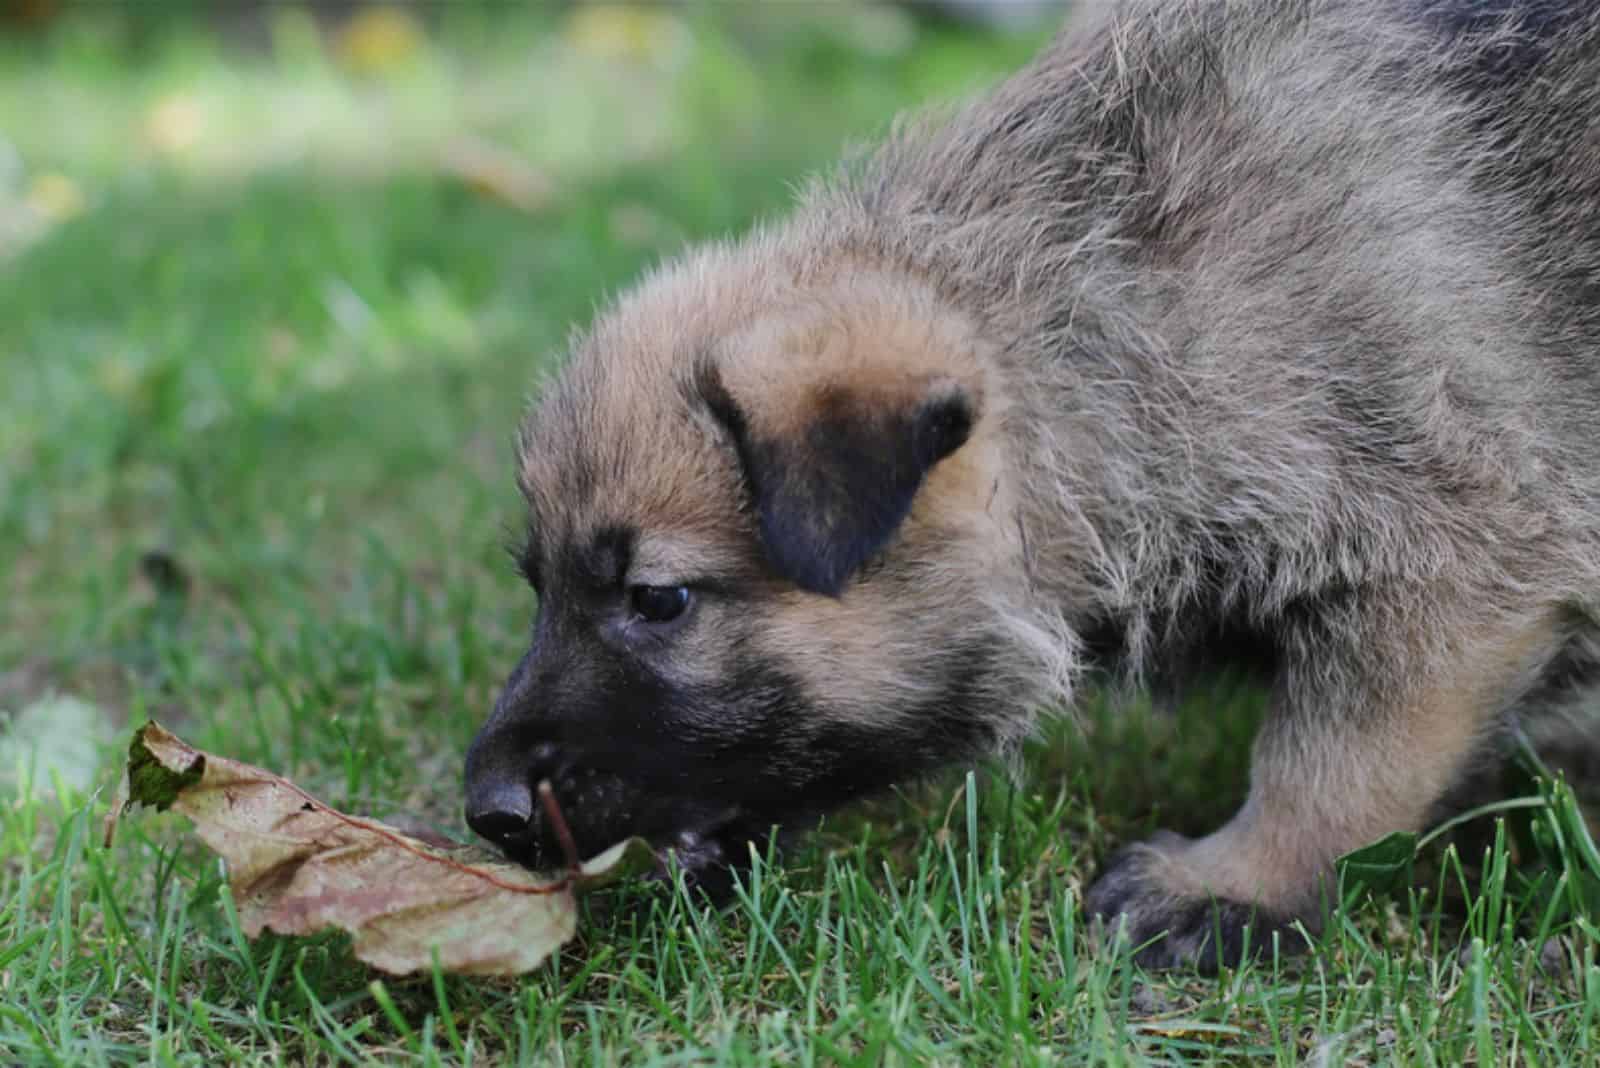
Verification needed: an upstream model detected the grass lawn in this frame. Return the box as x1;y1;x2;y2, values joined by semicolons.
3;6;1599;1064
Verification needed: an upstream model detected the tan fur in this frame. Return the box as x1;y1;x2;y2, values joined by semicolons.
1153;607;1565;911
716;271;990;445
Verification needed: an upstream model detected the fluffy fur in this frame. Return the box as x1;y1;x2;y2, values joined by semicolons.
466;0;1600;971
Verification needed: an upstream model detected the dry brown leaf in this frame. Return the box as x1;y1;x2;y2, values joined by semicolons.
103;721;654;976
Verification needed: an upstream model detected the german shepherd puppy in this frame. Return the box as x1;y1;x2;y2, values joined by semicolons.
465;0;1600;970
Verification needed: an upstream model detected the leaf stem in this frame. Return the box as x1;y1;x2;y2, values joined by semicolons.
538;781;581;873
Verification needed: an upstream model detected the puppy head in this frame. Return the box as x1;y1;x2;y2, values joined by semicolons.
464;246;1029;879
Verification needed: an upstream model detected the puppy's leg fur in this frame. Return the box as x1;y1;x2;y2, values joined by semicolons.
1087;590;1567;971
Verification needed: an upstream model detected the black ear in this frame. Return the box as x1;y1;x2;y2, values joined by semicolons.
699;368;976;596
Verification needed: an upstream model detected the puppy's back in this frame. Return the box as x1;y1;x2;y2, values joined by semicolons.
835;0;1600;523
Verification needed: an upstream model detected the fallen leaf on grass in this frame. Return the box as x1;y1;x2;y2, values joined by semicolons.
104;721;654;976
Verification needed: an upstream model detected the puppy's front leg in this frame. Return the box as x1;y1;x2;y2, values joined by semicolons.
1086;593;1564;972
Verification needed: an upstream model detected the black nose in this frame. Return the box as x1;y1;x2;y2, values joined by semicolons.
464;735;566;849
465;777;534;846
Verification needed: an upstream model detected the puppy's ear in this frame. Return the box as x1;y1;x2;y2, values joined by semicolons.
698;364;978;596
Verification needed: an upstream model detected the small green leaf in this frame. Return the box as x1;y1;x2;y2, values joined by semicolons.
1338;830;1419;902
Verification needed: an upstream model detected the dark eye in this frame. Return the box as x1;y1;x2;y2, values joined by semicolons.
629;584;691;624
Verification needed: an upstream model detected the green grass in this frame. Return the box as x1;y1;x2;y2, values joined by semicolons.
3;6;1599;1064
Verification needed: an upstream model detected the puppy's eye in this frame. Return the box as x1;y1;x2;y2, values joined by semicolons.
630;584;691;624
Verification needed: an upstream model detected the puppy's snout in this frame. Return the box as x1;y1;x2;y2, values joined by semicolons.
465;777;533;846
463;738;562;848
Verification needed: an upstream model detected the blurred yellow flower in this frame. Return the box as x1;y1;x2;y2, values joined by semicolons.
144;92;206;154
335;6;426;75
565;5;691;67
26;172;85;222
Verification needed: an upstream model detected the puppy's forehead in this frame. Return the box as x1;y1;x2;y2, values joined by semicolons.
517;246;775;561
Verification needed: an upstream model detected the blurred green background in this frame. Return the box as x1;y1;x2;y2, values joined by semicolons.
0;2;1049;786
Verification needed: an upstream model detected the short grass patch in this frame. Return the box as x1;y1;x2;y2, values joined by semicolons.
3;7;1598;1064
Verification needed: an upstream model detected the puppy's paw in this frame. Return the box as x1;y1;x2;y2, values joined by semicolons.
1084;832;1311;973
